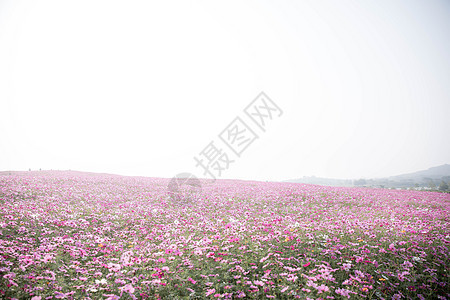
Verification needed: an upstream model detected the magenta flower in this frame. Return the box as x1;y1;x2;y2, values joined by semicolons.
188;277;197;284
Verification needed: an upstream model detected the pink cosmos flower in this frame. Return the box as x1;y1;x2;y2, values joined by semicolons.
254;280;264;286
120;283;135;294
44;270;56;281
188;277;197;284
316;284;330;293
335;288;351;299
3;273;15;279
342;263;351;271
103;294;120;300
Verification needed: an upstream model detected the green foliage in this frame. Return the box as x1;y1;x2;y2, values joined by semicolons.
438;180;449;191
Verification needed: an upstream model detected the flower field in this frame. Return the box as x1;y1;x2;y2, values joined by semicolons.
0;171;449;299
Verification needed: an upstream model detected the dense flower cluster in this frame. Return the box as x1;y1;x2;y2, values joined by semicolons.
0;171;449;299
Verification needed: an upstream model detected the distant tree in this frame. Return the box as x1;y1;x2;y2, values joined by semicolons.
428;179;436;189
354;179;366;186
439;181;449;191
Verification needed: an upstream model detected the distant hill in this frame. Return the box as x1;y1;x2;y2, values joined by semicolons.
285;164;450;189
389;164;450;181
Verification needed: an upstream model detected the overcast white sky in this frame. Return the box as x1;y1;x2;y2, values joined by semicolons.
0;0;449;181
